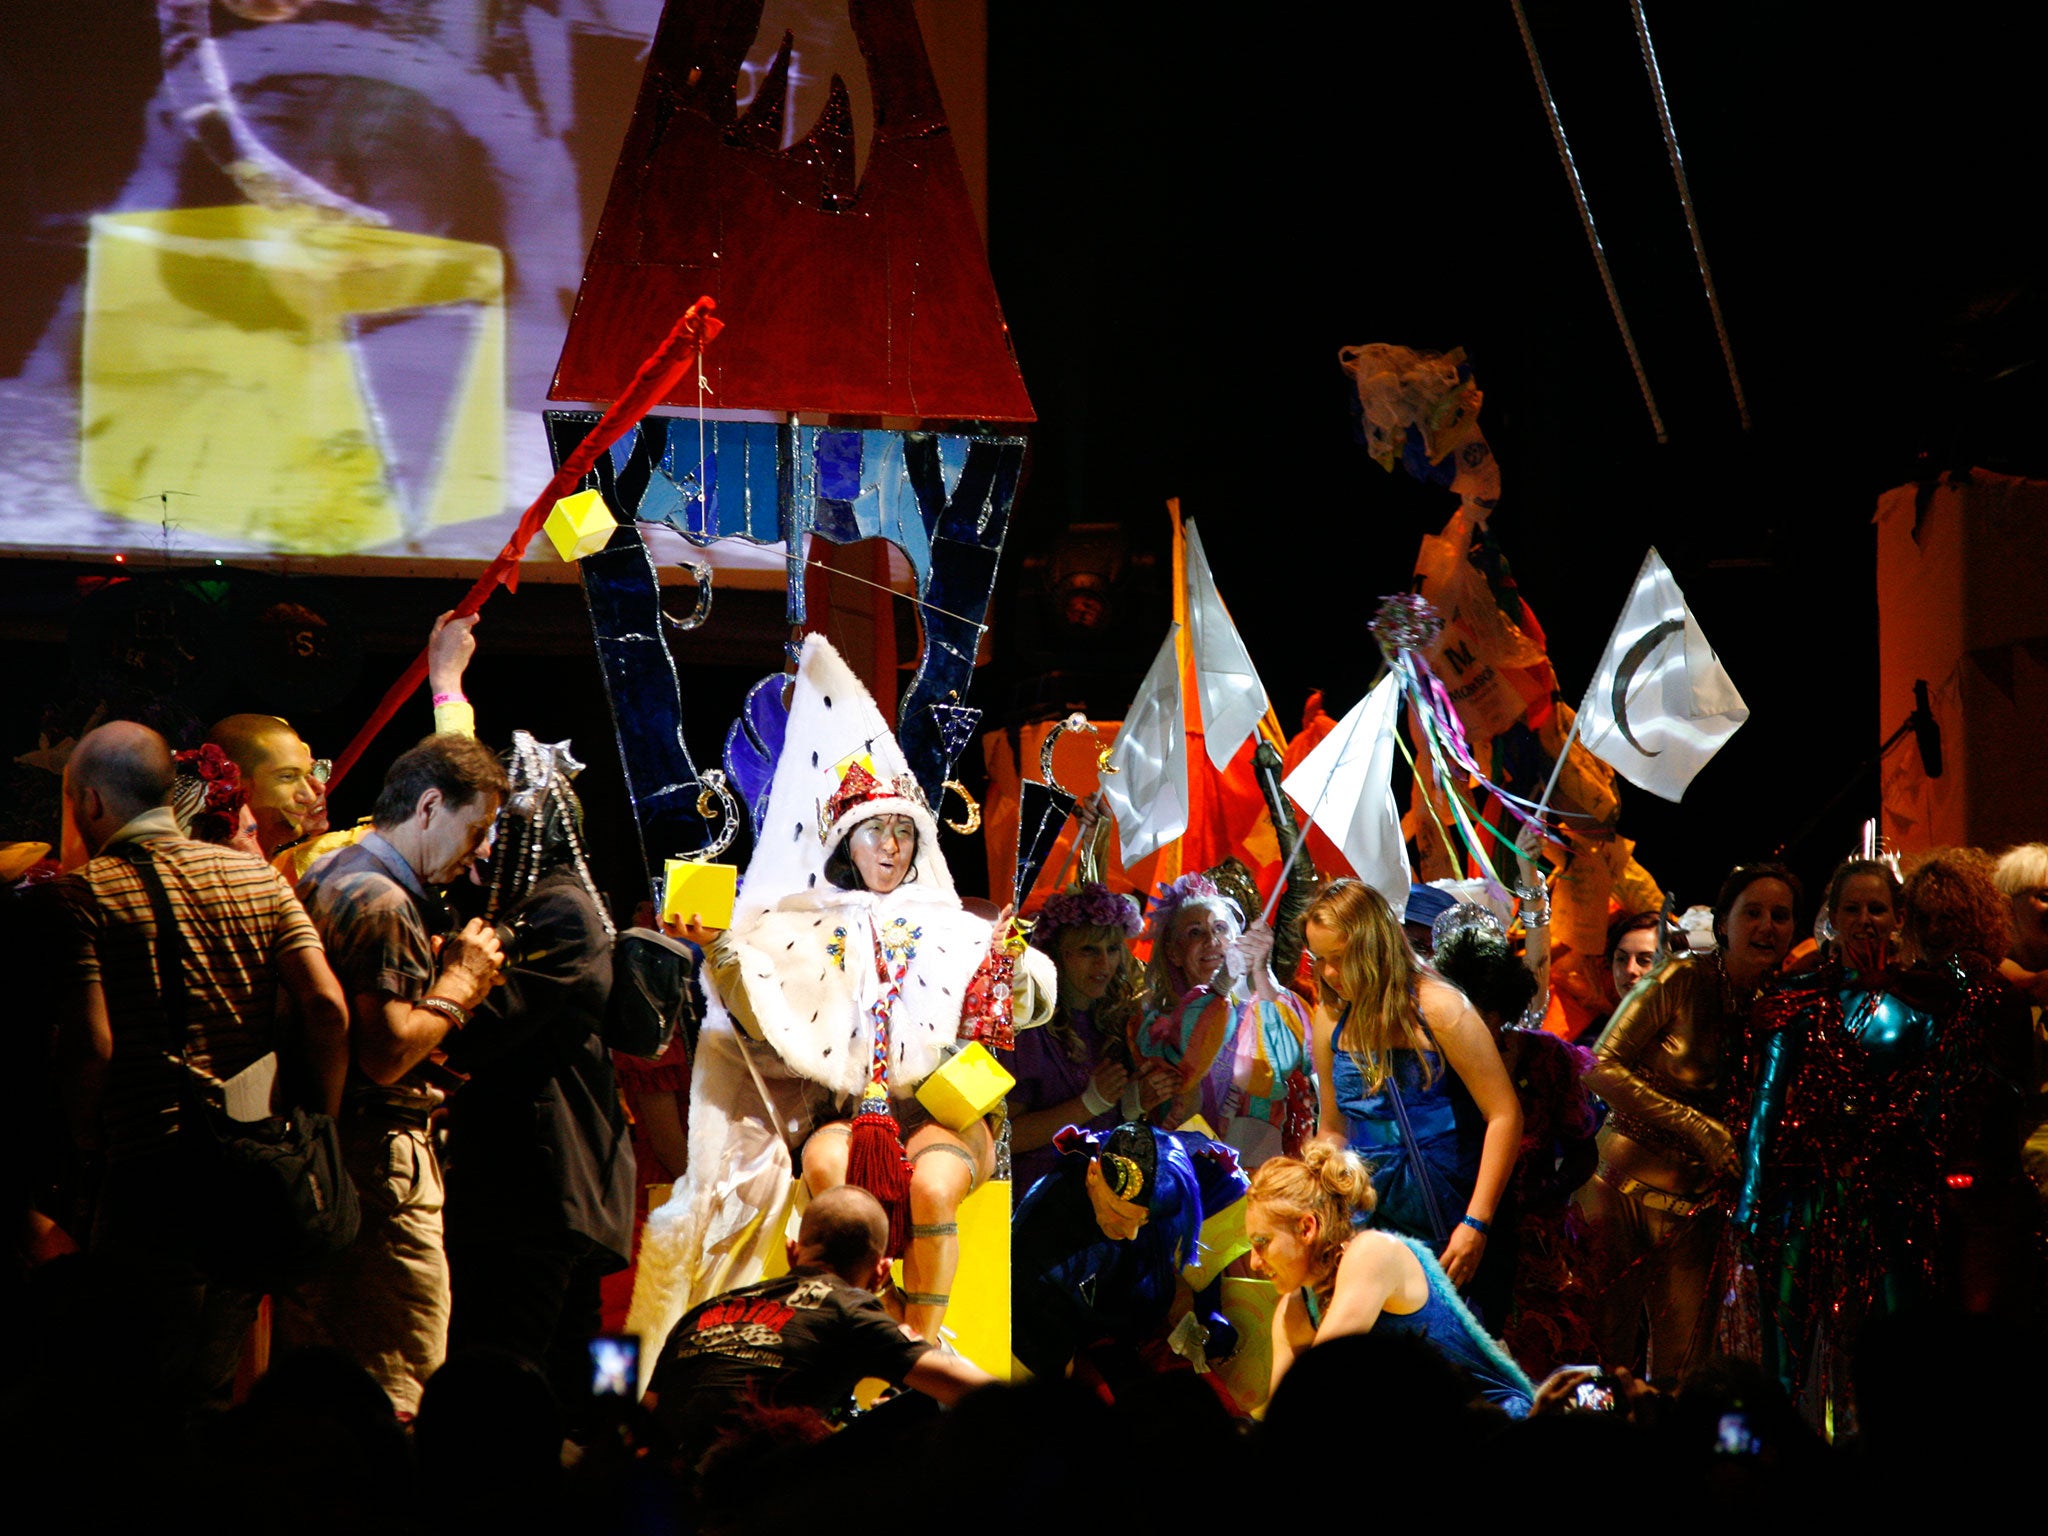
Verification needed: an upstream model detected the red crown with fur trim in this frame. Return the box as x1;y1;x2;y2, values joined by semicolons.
820;760;929;845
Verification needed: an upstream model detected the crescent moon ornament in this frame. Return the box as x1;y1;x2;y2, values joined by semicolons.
1611;618;1685;756
1040;712;1114;796
662;558;714;632
692;768;741;858
942;779;982;835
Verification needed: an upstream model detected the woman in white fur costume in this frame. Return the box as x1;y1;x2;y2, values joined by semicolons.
626;636;1053;1360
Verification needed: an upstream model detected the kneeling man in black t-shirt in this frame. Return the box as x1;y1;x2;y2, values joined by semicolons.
646;1185;993;1473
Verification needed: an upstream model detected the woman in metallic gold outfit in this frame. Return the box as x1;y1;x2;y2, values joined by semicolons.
1577;863;1800;1378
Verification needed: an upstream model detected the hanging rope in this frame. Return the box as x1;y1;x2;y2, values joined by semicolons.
1629;0;1751;432
801;557;989;630
1508;0;1667;443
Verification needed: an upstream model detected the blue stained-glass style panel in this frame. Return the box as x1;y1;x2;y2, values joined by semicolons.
543;409;1026;883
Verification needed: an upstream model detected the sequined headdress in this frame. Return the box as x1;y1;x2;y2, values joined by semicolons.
485;732;613;936
1143;872;1242;945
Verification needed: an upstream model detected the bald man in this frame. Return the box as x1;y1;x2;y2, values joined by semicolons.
207;610;484;864
55;721;349;1416
206;712;328;861
645;1186;994;1477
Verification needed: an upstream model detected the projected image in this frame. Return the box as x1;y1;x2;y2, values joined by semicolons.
0;0;874;563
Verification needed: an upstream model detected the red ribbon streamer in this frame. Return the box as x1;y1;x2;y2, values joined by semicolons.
326;297;723;793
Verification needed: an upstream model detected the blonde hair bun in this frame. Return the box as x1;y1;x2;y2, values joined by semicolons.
1301;1142;1377;1220
1247;1147;1380;1275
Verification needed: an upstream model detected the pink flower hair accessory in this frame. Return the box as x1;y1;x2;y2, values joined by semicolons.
173;744;244;813
1143;873;1239;946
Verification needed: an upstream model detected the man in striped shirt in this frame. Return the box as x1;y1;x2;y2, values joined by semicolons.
55;721;350;1418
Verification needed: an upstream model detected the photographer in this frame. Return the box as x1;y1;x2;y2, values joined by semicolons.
276;733;508;1415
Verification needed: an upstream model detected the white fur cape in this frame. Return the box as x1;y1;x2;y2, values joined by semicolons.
721;882;998;1101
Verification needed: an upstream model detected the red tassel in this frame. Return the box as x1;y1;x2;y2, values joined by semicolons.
847;1103;912;1257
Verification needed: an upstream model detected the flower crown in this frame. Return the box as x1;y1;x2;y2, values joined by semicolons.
1030;883;1142;952
1143;872;1239;944
818;757;930;846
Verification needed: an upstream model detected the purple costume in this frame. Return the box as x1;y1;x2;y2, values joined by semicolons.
1006;1007;1121;1197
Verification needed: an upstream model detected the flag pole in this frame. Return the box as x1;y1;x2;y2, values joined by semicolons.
1256;667;1385;929
1528;702;1585;828
1530;544;1660;829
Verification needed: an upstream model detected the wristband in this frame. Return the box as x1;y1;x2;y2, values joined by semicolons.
433;696;476;739
431;691;467;707
1080;1080;1115;1118
1459;1213;1491;1237
417;996;470;1031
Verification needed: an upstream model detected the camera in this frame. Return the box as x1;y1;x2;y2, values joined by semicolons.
492;912;531;963
1560;1368;1620;1413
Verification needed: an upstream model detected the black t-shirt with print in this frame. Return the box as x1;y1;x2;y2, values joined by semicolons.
650;1267;931;1466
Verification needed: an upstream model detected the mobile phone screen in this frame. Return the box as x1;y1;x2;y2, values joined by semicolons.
1716;1412;1761;1455
1571;1379;1617;1412
590;1333;639;1397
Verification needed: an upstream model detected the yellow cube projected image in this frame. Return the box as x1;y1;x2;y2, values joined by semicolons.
81;206;504;555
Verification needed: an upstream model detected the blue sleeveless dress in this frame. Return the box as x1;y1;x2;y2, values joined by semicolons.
1303;1233;1533;1416
1328;1018;1483;1249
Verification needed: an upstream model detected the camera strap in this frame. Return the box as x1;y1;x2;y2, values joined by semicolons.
110;840;196;1069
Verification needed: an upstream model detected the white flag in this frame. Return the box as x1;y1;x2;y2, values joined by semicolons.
1281;672;1411;919
1102;624;1189;863
1184;519;1270;771
1574;547;1748;803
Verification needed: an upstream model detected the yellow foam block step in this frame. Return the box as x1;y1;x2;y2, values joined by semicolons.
1184;1193;1250;1293
941;1178;1010;1379
662;858;738;928
859;1177;1011;1404
81;205;504;555
1214;1277;1279;1417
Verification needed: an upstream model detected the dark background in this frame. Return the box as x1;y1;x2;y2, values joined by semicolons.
4;0;2043;917
984;0;2045;910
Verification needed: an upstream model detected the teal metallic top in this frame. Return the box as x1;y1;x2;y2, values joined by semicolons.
1735;968;1937;1229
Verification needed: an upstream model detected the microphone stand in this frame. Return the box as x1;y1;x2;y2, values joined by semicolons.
1777;680;1941;859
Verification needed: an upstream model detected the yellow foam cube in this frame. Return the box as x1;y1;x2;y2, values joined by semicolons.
916;1042;1016;1133
661;858;737;928
81;205;504;555
545;487;617;562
